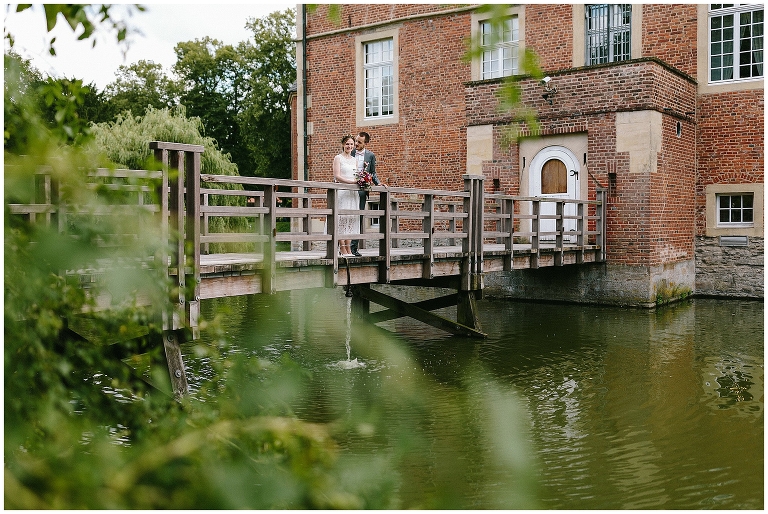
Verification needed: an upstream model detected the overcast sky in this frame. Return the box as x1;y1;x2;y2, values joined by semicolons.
4;3;297;90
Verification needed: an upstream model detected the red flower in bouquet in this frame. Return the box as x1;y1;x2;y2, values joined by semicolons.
355;169;374;190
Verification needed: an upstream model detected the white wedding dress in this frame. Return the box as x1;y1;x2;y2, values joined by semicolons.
336;154;360;236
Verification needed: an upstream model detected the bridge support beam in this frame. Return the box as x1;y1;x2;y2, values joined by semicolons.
456;290;483;333
162;330;190;398
352;284;486;338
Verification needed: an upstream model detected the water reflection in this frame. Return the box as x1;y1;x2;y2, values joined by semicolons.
194;292;763;509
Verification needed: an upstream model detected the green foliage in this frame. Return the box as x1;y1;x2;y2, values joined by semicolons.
4;51;48;152
88;106;251;253
5;4;540;509
238;9;296;178
172;9;296;178
12;4;144;56
101;60;180;121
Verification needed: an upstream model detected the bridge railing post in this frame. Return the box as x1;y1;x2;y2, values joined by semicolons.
555;200;564;266
149;141;205;397
531;199;540;269
462;174;484;291
378;189;391;283
576;201;585;264
326;187;339;284
390;198;400;248
263;185;277;293
422;193;434;279
502;197;514;271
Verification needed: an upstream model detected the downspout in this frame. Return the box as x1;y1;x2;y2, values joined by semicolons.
302;4;308;182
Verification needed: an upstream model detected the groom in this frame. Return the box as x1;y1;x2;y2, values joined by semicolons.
350;131;385;256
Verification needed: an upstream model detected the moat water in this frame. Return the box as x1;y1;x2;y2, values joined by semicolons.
192;291;763;509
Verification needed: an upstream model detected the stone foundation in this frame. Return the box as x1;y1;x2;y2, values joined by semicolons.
695;236;764;299
483;260;696;308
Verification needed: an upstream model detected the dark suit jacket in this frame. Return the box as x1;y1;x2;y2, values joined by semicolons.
351;149;379;205
351;149;378;184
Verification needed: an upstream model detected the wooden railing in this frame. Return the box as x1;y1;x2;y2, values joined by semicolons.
8;141;607;326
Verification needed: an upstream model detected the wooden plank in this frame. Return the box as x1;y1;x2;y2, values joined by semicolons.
201;233;269;244
150;141;205;153
274;267;328;291
200;274;262;298
201;205;269;215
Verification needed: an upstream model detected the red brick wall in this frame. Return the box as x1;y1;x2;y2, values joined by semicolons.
524;3;575;71
465;60;697;266
300;4;760;271
695;90;765;234
305;7;472;191
306;4;463;35
641;4;698;77
650;115;696;263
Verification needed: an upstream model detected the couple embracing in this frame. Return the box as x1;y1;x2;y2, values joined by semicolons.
333;131;385;257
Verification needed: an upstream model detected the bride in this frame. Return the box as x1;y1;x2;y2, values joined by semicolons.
332;134;361;256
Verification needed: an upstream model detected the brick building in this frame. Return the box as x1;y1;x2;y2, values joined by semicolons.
291;4;763;305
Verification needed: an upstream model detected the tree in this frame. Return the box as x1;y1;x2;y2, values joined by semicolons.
101;60;180;120
172;9;296;178
238;9;296;178
173;37;243;167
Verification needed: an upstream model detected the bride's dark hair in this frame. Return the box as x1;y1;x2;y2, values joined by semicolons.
341;134;355;144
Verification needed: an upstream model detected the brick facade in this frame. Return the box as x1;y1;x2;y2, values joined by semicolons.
296;4;763;303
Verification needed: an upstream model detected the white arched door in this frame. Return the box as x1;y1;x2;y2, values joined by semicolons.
529;146;581;242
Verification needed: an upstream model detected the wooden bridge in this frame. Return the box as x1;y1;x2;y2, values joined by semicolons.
9;142;607;396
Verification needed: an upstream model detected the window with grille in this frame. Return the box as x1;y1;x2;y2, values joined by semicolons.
586;4;632;65
709;4;764;82
364;39;394;119
480;16;519;79
717;193;754;225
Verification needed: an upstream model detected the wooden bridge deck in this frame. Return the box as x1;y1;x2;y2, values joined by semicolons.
199;242;601;298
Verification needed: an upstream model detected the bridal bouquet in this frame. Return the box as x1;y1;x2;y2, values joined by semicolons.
355;168;374;190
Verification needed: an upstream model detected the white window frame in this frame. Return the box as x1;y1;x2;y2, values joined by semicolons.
716;192;755;227
708;4;764;84
364;39;394;119
471;6;525;81
480;16;520;79
705;183;763;237
585;4;632;65
356;29;399;127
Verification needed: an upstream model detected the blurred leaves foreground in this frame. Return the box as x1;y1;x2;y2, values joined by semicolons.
4;57;538;510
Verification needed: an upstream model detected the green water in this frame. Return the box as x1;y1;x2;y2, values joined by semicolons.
194;290;763;509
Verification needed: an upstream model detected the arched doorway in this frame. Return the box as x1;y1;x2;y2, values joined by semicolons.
529;146;581;241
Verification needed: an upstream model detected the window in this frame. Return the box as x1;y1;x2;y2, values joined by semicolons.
717;193;754;226
586;4;632;65
480;16;519;79
709;4;764;82
368;201;380;229
364;38;394;119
